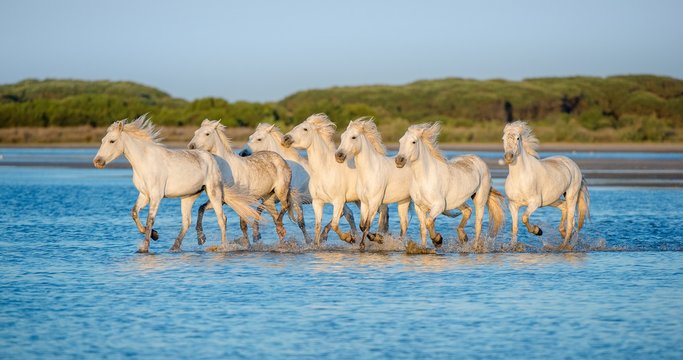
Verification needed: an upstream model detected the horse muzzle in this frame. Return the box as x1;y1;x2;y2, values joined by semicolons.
93;157;106;169
239;147;252;157
504;152;514;164
282;135;293;148
335;151;347;163
395;155;406;168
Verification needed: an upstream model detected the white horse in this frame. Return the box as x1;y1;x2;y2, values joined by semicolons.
335;118;412;249
189;120;307;244
395;123;505;248
502;121;590;249
283;114;388;246
93;115;259;252
240;123;363;237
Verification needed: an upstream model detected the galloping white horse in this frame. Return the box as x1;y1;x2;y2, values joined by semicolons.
335;118;412;249
189;120;307;244
283;114;382;246
502;121;590;249
240;123;364;239
93;115;259;252
395;123;505;248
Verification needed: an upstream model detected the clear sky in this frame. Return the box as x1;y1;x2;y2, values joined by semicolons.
1;0;682;102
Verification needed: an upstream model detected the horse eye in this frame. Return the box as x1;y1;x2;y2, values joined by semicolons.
303;128;308;132
351;136;357;140
411;141;416;144
109;139;116;144
205;133;210;136
257;138;262;142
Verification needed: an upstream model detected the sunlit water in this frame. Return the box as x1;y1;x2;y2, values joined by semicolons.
1;150;682;358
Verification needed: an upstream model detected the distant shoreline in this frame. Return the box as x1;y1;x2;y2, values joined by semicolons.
2;141;683;153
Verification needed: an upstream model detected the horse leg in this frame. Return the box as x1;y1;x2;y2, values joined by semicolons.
238;218;250;246
312;199;324;246
293;200;311;244
251;203;268;244
196;201;213;245
397;200;410;238
426;204;446;248
171;194;200;251
331;200;355;246
273;184;291;242
138;199;160;253
365;199;385;245
472;189;488;245
549;199;567;239
454;204;472;243
377;204;389;234
414;205;428;247
509;202;521;248
358;201;371;250
206;183;227;247
131;193;158;240
521;200;543;236
561;194;579;250
343;203;358;237
263;196;286;243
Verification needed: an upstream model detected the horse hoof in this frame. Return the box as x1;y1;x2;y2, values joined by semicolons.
136;248;149;254
368;233;384;244
359;242;366;251
432;234;443;248
534;227;543;236
151;229;159;241
169;246;181;252
197;233;206;246
457;230;468;243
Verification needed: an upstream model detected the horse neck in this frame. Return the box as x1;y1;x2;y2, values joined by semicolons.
354;137;385;177
410;143;444;180
305;135;337;175
508;140;538;177
121;134;158;175
212;132;242;168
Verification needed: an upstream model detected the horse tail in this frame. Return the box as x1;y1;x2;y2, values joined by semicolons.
287;188;304;224
486;187;506;238
222;184;262;223
577;177;590;231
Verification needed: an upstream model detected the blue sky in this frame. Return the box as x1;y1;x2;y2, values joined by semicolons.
1;0;682;101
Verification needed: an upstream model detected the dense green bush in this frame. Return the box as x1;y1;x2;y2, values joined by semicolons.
1;75;682;142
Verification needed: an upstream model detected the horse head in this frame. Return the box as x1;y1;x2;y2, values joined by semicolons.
93;120;125;168
396;122;441;168
283;113;336;150
189;119;222;152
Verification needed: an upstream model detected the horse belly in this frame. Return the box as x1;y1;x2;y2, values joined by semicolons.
165;174;205;198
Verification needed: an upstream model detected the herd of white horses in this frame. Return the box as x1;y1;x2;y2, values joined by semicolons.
92;113;590;253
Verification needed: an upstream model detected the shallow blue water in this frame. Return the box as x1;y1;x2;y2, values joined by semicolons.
2;147;683;164
1;154;683;358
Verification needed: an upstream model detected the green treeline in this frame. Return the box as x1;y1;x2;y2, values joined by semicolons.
1;75;682;142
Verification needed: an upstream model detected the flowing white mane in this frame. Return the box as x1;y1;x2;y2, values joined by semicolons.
304;113;337;144
408;122;446;163
202;119;233;152
504;120;539;159
348;117;386;155
110;114;162;143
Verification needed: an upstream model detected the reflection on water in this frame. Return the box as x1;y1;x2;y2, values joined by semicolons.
1;161;683;358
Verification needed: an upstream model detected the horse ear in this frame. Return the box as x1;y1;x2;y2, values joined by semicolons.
266;124;275;132
115;121;124;132
201;119;211;127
